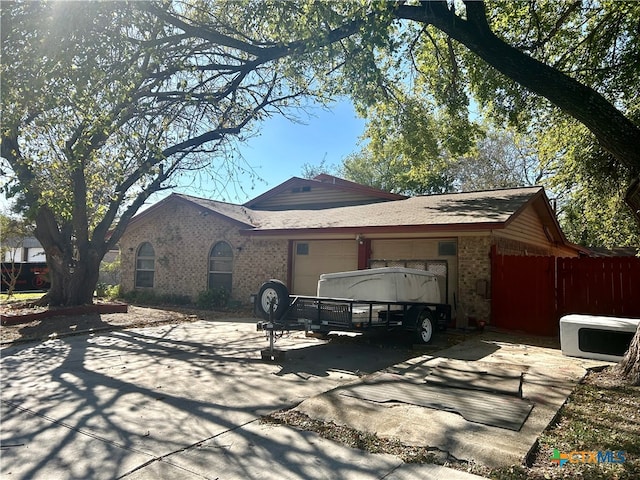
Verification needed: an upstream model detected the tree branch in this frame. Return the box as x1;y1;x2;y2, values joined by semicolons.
394;1;640;220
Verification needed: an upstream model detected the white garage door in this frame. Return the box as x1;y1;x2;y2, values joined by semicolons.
370;239;457;304
292;240;358;295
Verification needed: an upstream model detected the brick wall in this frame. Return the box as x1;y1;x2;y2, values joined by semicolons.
457;235;492;324
119;199;288;304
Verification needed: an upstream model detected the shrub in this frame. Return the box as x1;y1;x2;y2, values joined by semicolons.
95;283;120;300
158;293;191;305
120;289;190;306
121;289;157;305
196;287;229;309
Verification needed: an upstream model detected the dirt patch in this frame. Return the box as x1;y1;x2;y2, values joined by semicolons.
1;302;128;325
0;303;253;345
263;409;445;464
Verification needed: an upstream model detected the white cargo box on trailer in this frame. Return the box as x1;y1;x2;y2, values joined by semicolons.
317;267;440;303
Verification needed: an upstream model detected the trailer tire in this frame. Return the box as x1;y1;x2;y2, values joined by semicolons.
415;309;435;344
256;280;289;320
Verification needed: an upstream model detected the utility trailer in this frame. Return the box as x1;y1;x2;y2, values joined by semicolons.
255;267;451;360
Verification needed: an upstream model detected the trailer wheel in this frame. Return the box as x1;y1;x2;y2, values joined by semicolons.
415;309;435;344
256;280;289;320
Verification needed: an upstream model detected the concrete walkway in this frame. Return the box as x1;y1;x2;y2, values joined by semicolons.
1;319;486;480
294;331;611;468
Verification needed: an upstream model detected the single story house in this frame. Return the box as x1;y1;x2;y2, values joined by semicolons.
119;175;582;324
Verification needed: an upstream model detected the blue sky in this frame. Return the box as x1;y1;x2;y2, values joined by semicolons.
0;100;366;214
166;99;366;206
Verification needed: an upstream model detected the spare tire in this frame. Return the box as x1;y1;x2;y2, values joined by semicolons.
256;280;290;320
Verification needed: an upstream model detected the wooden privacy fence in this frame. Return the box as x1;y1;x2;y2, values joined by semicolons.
557;257;640;318
491;251;640;336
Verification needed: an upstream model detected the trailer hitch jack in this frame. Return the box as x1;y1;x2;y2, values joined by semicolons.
261;300;286;361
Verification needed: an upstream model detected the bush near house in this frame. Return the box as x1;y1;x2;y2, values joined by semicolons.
117;287;231;310
196;287;230;310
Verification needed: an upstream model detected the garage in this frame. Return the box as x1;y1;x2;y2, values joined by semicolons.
292;240;358;295
370;238;458;305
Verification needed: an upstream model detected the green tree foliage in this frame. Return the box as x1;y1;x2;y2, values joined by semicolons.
342;94;479;195
544;119;640;249
395;0;640;230
0;1;368;306
342;112;545;196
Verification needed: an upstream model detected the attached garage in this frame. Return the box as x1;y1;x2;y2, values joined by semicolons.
121;176;584;333
291;240;358;295
369;238;458;305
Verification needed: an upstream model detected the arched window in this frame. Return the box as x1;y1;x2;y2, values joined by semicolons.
209;241;233;292
135;242;155;288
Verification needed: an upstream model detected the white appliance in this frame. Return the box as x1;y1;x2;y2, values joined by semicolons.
560;314;640;362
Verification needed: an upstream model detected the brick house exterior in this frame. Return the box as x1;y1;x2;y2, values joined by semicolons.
120;197;289;303
119;176;582;326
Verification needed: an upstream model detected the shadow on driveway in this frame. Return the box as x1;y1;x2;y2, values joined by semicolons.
1;320;422;479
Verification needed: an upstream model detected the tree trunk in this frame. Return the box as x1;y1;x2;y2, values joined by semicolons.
40;247;102;306
616;324;640;386
34;206;104;307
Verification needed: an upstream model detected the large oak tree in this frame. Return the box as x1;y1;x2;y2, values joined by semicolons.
2;1;638;326
0;0;363;306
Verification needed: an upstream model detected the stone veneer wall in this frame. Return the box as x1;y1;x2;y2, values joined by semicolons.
457;235;492;324
119;200;288;304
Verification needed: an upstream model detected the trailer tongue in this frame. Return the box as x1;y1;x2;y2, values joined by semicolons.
255;268;451;360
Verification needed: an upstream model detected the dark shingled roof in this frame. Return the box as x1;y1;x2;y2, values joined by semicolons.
175;194;256;226
172;186;543;232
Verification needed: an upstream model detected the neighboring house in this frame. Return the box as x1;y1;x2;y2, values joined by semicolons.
587;246;639;257
1;237;49;293
2;237;46;263
119;175;582;324
1;236;120;286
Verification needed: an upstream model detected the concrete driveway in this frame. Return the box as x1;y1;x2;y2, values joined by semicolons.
294;330;612;468
0;319;485;480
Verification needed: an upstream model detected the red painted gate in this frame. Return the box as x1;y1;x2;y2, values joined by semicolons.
491;250;640;336
491;252;556;336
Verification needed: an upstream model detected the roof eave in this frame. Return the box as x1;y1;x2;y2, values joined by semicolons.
240;222;506;236
128;193;255;230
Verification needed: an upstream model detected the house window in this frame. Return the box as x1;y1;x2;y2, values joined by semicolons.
296;243;309;255
438;241;457;256
135;242;155;288
209;241;233;292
